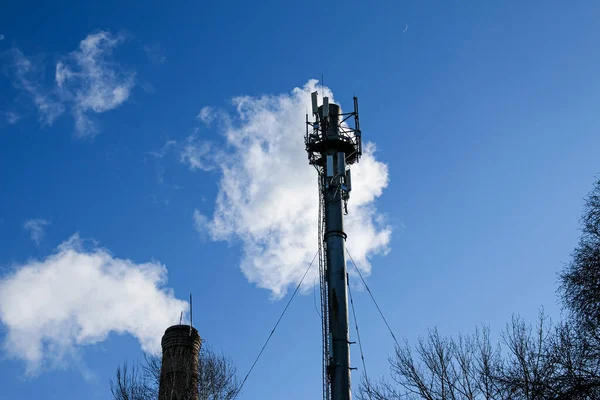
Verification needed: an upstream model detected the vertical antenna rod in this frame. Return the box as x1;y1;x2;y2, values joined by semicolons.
305;90;362;400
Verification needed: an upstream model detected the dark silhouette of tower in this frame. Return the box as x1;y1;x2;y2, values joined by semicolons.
306;92;362;400
158;325;201;400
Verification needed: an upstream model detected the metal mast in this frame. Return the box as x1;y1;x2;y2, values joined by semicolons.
306;91;362;400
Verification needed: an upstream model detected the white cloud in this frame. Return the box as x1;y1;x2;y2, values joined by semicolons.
149;135;217;172
179;135;216;171
143;43;167;65
0;34;5;41
7;31;135;136
56;31;135;137
5;111;20;124
10;49;64;125
23;218;50;246
148;139;177;159
197;106;215;124
193;80;391;298
192;209;210;239
140;80;156;93
0;234;187;375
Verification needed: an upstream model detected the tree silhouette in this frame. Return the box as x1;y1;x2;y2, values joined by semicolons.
111;345;239;400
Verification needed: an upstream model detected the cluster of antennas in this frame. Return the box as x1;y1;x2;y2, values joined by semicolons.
304;91;362;168
305;91;363;214
325;149;354;215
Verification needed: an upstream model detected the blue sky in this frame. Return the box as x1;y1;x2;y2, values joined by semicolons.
1;1;600;399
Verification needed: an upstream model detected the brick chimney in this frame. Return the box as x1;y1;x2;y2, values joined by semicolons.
158;325;201;400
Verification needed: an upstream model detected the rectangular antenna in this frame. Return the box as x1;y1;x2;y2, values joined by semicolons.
323;97;329;118
326;155;334;177
354;96;360;135
346;170;352;192
337;152;346;176
306;113;309;137
311;92;318;115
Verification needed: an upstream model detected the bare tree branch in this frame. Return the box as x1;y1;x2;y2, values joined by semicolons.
111;345;239;400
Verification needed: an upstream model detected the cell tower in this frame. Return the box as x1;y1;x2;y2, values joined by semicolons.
305;91;362;400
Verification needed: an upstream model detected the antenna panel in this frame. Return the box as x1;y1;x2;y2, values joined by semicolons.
311;92;319;115
323;97;329;118
337;152;346;176
346;169;352;192
326;155;334;177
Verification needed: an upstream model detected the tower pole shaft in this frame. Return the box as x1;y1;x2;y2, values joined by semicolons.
324;152;352;400
306;93;361;400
